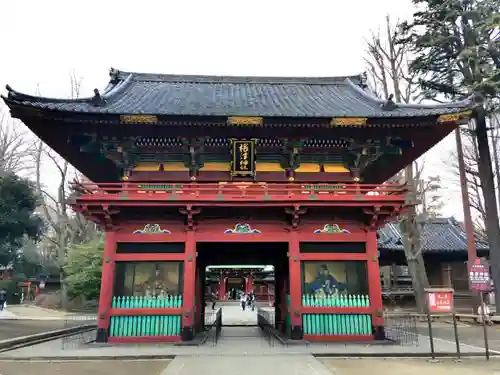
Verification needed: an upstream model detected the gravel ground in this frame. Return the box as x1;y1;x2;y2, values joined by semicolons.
0;359;171;375
0;320;72;341
417;323;500;353
321;358;500;375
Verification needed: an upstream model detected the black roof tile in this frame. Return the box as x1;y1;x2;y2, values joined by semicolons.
378;217;489;253
2;69;474;118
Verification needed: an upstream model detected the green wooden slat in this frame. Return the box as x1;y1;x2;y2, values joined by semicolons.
108;295;183;337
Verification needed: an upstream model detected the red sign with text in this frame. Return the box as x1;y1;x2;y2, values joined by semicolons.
426;288;454;313
469;258;490;292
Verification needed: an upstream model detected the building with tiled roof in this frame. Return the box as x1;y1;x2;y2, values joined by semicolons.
378;217;489;293
378;217;489;255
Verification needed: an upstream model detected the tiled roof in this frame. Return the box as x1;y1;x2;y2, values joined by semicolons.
378;217;489;253
2;69;473;118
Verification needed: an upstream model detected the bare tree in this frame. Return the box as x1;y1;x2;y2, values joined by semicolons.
366;15;430;311
0;105;35;175
34;71;98;308
446;126;488;231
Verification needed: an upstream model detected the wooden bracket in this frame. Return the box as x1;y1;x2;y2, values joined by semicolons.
100;205;119;231
285;204;307;230
179;205;201;231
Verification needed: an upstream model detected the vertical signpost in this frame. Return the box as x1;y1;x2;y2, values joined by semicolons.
425;288;455;359
469;258;491;360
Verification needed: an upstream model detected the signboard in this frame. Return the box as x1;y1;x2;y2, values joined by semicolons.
469;258;490;292
425;288;454;313
231;140;255;177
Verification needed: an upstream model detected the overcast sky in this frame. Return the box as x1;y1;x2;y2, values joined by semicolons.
0;0;464;220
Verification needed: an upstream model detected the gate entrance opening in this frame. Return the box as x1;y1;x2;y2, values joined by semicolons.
196;242;288;333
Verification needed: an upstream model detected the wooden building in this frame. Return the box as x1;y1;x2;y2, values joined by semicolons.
2;68;473;343
378;217;489;295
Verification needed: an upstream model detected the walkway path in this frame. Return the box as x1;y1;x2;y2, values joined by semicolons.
161;354;332;375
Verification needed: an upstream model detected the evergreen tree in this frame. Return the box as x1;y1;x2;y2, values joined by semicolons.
400;0;500;306
0;173;44;265
64;237;104;301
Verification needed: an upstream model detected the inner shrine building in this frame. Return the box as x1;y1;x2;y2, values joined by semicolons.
2;69;473;343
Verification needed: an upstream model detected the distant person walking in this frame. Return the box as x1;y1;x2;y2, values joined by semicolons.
240;293;247;311
250;291;256;311
0;289;6;311
211;291;217;310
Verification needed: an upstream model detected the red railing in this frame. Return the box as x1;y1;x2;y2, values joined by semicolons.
70;182;408;202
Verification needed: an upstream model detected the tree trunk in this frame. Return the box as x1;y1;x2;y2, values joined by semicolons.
475;106;500;311
402;164;429;312
490;115;500;212
57;220;68;310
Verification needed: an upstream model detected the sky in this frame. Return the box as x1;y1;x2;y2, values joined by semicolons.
0;0;465;220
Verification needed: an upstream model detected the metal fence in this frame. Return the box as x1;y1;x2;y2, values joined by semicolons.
204;308;222;346
61;314;97;349
257;308;286;347
383;312;419;346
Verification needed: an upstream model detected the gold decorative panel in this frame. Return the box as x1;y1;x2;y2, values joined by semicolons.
437;110;472;123
120;115;158;124
330;117;368;126
227;117;264;126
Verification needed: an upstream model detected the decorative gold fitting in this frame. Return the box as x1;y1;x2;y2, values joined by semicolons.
330;117;368;126
437;110;472;123
190;175;197;181
122;175;129;181
120;115;158;124
227;116;263;125
288;176;295;182
353;177;360;182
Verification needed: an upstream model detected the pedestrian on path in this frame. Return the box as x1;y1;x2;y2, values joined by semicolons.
211;291;217;310
477;300;493;325
250;291;256;311
240;293;246;311
0;289;6;311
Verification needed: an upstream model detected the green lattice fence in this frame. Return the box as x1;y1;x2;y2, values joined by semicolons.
109;295;182;337
302;294;372;336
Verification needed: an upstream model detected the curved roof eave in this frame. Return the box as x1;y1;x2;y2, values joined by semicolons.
2;71;133;105
345;79;475;110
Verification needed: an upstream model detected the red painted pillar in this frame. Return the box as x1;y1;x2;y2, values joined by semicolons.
280;277;287;325
194;264;202;332
182;230;196;341
245;274;254;294
288;231;302;339
218;272;226;300
96;231;116;343
366;231;384;340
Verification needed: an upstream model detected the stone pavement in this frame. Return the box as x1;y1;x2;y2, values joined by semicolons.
219;303;258;325
0;309;17;319
162;354;332;375
0;359;171;375
321;358;500;375
3;305;90;320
